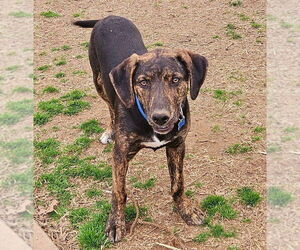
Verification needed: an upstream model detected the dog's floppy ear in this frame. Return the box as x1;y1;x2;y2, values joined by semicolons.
109;54;138;108
177;50;208;100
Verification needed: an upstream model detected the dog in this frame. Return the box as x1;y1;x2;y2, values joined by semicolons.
74;15;208;243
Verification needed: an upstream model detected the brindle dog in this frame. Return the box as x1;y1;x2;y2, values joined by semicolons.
74;15;208;243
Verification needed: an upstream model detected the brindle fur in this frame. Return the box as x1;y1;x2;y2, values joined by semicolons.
73;16;208;243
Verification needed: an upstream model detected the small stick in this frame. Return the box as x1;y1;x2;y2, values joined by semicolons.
155;242;181;250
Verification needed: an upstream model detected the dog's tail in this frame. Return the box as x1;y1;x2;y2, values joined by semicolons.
73;20;99;28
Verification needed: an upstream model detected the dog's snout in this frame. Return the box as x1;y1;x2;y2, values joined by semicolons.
152;112;170;126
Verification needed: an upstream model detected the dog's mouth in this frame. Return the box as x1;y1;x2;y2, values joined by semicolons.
149;118;177;135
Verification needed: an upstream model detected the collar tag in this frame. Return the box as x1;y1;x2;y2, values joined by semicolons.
177;105;186;130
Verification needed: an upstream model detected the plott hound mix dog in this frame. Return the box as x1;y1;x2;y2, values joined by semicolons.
74;15;208;242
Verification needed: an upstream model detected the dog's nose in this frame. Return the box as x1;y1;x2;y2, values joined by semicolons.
152;112;170;126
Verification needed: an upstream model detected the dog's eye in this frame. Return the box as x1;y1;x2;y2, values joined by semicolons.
139;79;148;86
172;77;181;84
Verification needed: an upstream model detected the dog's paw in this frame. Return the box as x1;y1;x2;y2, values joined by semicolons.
100;130;113;145
175;198;204;226
105;212;126;243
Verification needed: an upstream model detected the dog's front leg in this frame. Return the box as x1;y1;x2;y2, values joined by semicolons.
166;142;204;225
106;141;130;242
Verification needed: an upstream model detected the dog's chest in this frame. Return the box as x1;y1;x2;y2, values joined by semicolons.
141;135;170;148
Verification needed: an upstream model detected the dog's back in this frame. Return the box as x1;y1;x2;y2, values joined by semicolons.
74;15;147;105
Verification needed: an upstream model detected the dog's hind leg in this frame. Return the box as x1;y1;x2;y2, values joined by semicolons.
92;72;115;144
166;142;204;225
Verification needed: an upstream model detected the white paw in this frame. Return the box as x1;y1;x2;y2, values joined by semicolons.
100;130;113;145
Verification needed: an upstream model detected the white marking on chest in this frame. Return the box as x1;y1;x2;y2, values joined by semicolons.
141;135;170;148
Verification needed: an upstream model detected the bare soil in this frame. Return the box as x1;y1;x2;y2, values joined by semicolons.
34;0;266;249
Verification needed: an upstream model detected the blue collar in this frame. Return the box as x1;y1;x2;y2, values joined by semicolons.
135;96;186;131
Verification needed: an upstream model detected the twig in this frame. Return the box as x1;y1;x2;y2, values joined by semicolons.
138;220;174;235
225;43;234;51
129;197;139;236
155;242;181;250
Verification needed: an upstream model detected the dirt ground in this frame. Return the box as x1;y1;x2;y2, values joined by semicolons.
34;0;266;249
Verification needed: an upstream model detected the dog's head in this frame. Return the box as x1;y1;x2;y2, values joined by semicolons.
109;49;208;134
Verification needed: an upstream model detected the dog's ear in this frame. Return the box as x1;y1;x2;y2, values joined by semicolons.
109;54;138;108
177;50;208;100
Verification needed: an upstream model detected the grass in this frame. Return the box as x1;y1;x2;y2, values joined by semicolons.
212;35;221;39
211;125;220;132
124;204;148;222
79;119;104;135
185;189;195;197
229;0;242;6
34;112;50;126
0;138;32;164
63;100;90;115
283;126;298;133
201;195;237;219
238;13;250;21
213;89;242;101
69;208;90;227
9;11;32;18
253;126;265;133
34;138;61;164
37;65;50;72
73;70;87;76
64;136;93;155
133;177;156;189
86;189;102;198
73;11;85;18
2;168;33;194
193;224;235;243
35;90;89;125
40;11;61;18
267;144;281;153
55;72;66;78
6;99;33;116
226;24;242;40
237;187;261;207
251;135;261;142
146;42;164;49
54;58;67;66
0;112;21;125
6;65;21;72
75;55;84;59
250;21;262;29
12;86;32;93
80;42;89;49
103;143;114;153
268;187;293;207
52;45;71;51
225;143;252;154
43;86;59;93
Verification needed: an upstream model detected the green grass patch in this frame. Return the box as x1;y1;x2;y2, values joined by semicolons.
238;13;250;21
73;70;87;76
268;187;293;207
124;204;148;222
12;86;32;93
226;24;242;39
2;168;33;194
229;0;242;6
6;65;21;72
34;112;50;126
193;224;235;243
253;126;265;133
211;125;220;132
43;86;59;93
281;135;293;142
80;42;89;49
64;136;93;155
37;65;50;72
9;11;32;17
201;195;237;219
0;112;21;125
267;144;281;153
251;135;261;142
63;100;90;115
54;58;66;66
34;138;61;164
75;55;84;59
40;11;61;18
52;45;71;51
283;126;298;133
55;72;65;78
79;119;104;135
226;143;252;154
38;99;64;116
6;99;33;116
250;21;262;29
69;207;90;227
61;90;86;100
86;188;102;198
185;189;195;197
237;187;261;207
0;138;32;164
103;143;114;153
146;42;164;49
133;177;156;189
